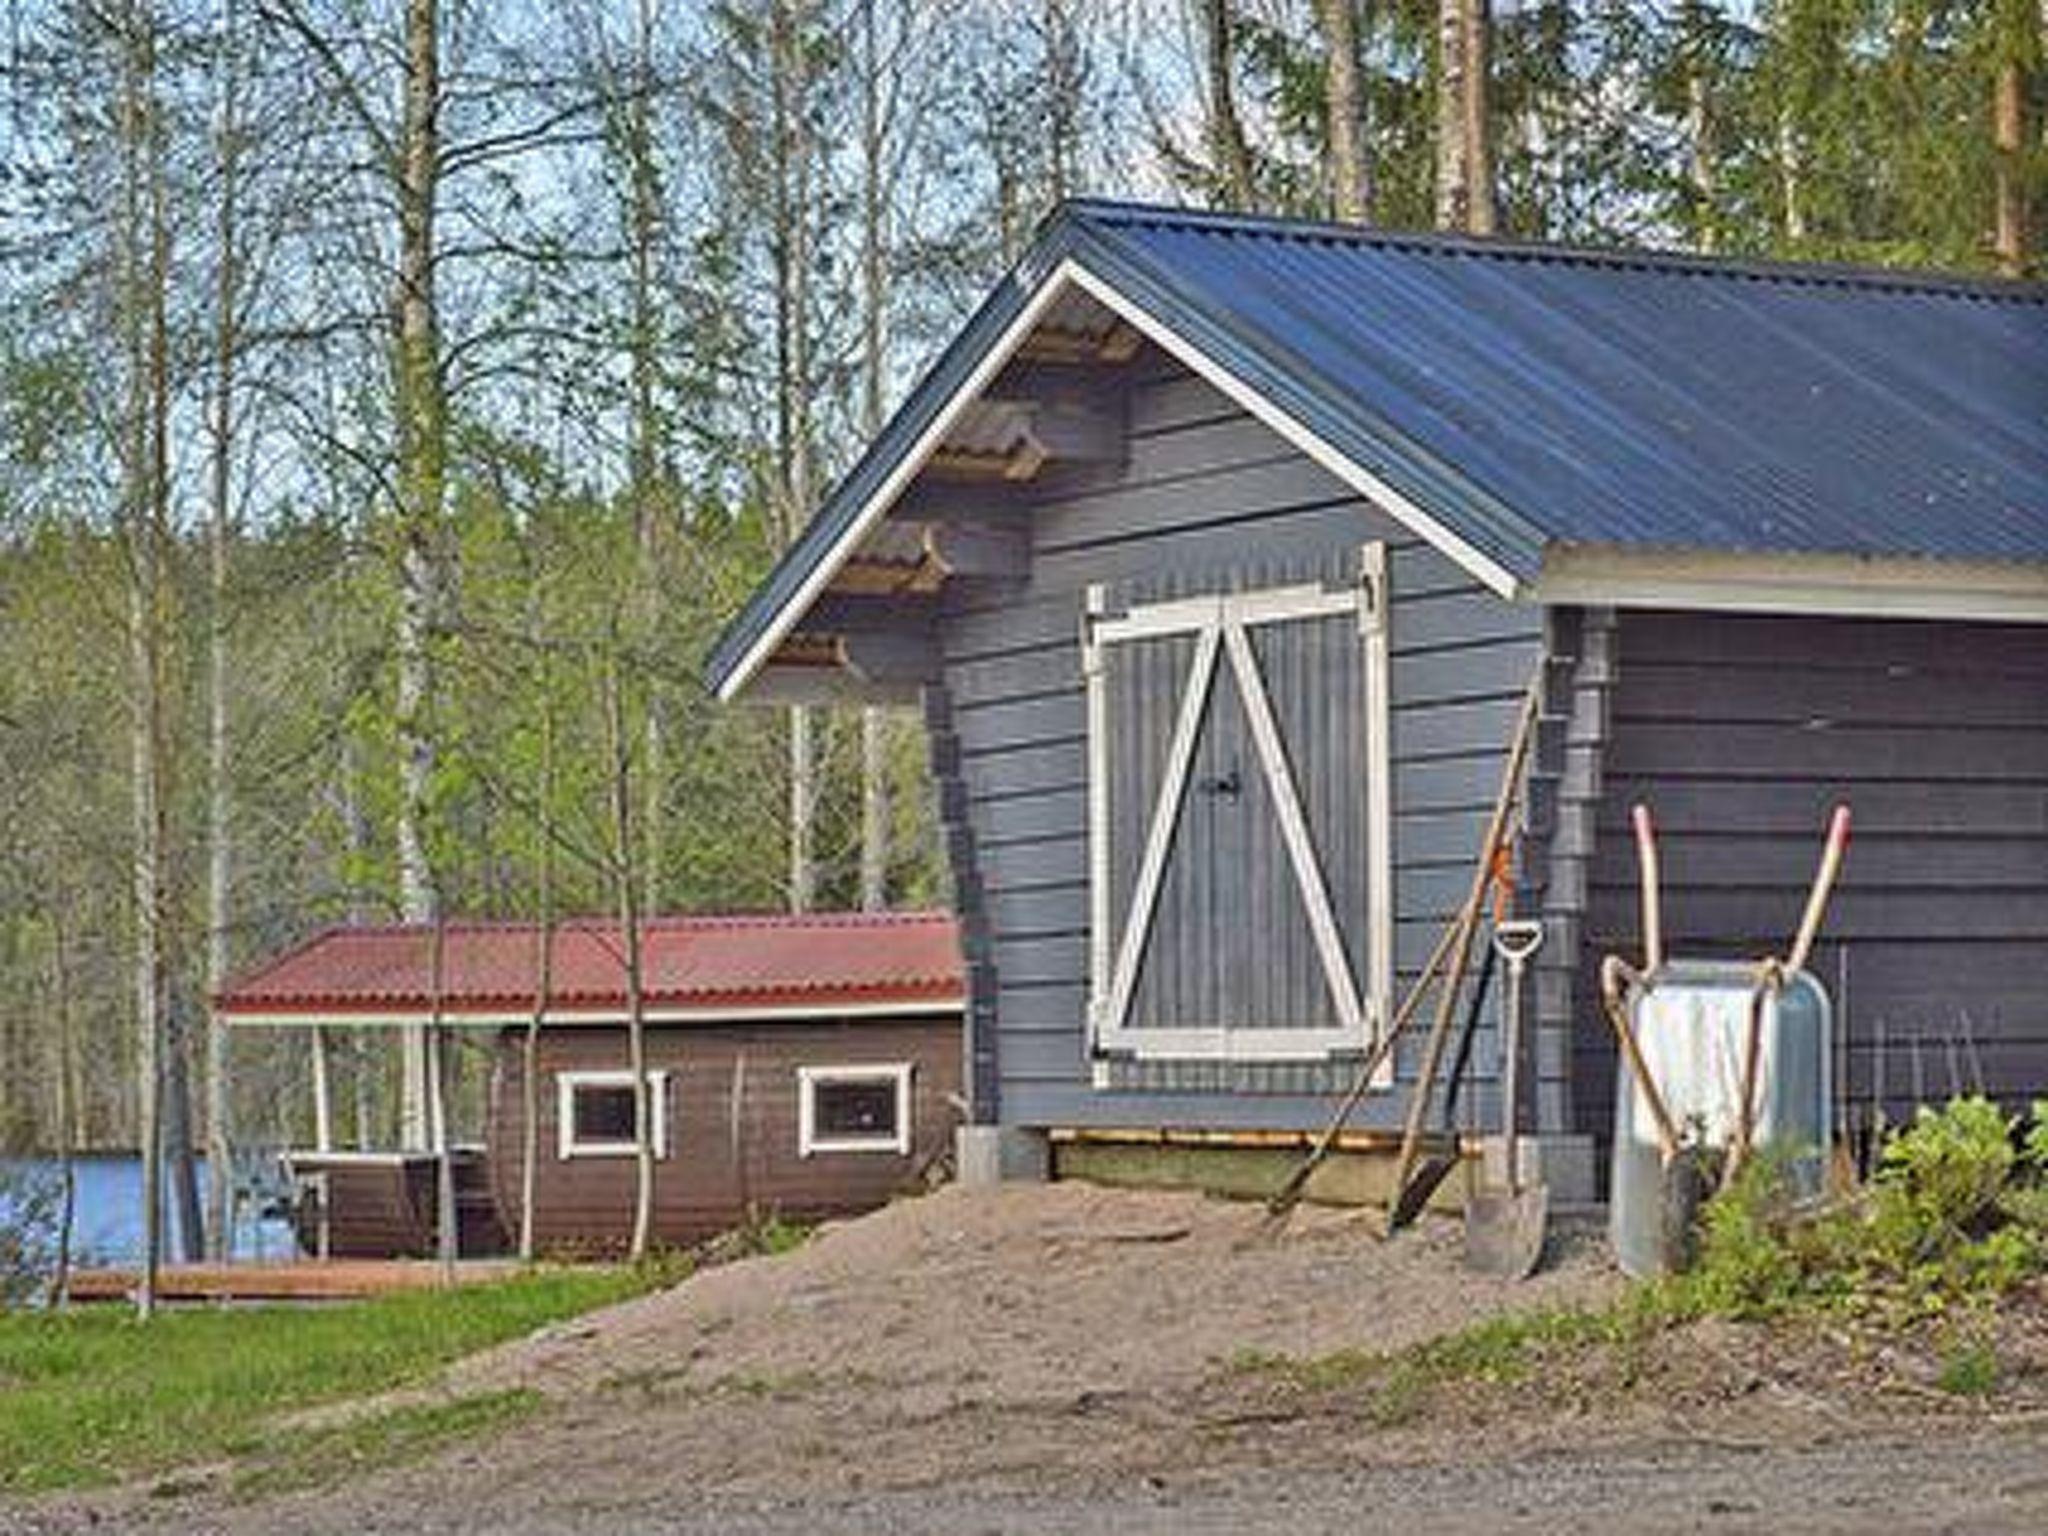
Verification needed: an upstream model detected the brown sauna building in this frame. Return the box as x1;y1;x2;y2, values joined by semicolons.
214;913;964;1257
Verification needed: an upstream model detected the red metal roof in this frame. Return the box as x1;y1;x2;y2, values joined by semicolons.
215;912;963;1022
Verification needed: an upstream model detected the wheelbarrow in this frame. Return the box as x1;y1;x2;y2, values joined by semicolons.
1601;804;1850;1277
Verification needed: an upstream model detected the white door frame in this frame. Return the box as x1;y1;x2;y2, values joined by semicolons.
1082;551;1392;1062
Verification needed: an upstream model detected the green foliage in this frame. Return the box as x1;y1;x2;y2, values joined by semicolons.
1683;1097;2048;1325
1935;1338;2001;1397
1229;1285;1704;1426
0;1166;65;1306
0;1267;652;1494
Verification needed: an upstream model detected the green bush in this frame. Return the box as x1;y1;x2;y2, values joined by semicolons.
1685;1097;2048;1323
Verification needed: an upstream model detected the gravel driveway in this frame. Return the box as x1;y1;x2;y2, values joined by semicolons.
10;1183;2045;1535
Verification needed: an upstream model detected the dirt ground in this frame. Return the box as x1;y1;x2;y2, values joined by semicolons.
12;1182;2048;1535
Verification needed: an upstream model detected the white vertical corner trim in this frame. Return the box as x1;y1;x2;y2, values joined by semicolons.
1360;541;1396;1086
1087;558;1394;1064
720;256;1523;704
1059;263;1522;602
1084;583;1113;1041
556;1068;671;1161
797;1062;914;1156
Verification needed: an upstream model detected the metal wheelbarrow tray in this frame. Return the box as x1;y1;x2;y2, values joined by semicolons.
1609;959;1832;1279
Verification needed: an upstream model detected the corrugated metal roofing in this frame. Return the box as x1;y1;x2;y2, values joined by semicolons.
215;912;963;1020
706;199;2048;695
1088;204;2048;565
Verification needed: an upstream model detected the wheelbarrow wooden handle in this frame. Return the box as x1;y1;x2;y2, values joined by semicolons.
1600;954;1682;1160
1632;805;1663;974
1787;806;1851;975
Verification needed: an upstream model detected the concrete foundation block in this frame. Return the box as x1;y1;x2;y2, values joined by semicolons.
1478;1133;1597;1206
955;1124;1051;1188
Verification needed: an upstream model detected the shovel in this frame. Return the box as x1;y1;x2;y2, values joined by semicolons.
1388;940;1495;1230
1465;919;1549;1278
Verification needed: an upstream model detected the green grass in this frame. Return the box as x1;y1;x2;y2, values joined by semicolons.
1935;1339;2001;1397
1225;1285;1708;1426
227;1389;543;1499
0;1267;657;1496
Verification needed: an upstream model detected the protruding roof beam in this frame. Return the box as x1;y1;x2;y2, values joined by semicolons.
926;397;1124;483
1015;320;1143;364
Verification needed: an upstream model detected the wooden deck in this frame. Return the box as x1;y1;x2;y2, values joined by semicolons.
65;1259;526;1303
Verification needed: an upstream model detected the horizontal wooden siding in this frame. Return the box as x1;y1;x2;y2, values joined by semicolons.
936;357;1547;1132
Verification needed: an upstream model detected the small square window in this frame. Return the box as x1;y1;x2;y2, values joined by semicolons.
798;1064;911;1156
557;1070;670;1159
573;1085;637;1144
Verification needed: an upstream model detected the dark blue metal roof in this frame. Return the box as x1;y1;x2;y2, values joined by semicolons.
708;200;2048;694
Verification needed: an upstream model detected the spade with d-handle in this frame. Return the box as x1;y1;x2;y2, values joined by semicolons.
1465;918;1550;1278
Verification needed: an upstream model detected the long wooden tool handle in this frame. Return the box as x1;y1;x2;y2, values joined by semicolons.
1389;674;1544;1220
1600;954;1682;1159
1266;912;1462;1215
1632;804;1663;974
1787;806;1851;975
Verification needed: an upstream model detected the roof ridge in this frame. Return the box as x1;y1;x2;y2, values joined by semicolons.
1062;198;2048;305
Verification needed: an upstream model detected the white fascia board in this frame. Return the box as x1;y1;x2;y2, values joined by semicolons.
719;257;1528;704
1059;264;1525;602
716;264;1091;703
219;998;963;1030
1532;545;2048;624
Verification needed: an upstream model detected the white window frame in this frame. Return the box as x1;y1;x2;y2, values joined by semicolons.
556;1069;671;1160
1082;546;1394;1065
797;1062;914;1157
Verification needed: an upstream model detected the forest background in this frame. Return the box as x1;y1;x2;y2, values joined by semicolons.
0;0;2040;1258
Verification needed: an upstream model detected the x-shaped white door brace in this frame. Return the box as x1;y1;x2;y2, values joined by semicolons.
1083;558;1387;1059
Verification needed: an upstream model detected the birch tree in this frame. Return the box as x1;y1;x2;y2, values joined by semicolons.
1199;0;1258;207
1437;0;1497;232
203;0;245;1260
113;0;173;1312
1316;0;1371;220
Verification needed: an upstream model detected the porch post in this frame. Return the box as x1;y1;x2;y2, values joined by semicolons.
311;1026;333;1154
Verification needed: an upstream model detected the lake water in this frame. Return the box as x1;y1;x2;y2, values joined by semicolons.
0;1153;297;1266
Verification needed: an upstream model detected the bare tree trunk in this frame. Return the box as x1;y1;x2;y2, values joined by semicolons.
1777;112;1806;245
1198;0;1255;207
1043;0;1080;202
430;911;456;1281
1994;51;2028;277
49;918;76;1309
788;709;816;912
1316;0;1370;222
163;1002;204;1262
626;0;667;915
1687;69;1716;251
338;732;377;1148
858;0;891;914
202;0;241;1265
605;651;655;1261
394;0;445;1148
1435;0;1495;233
118;0;168;1320
859;712;889;909
519;602;555;1263
773;0;819;915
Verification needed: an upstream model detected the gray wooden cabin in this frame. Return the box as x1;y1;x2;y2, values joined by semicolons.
708;202;2048;1195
